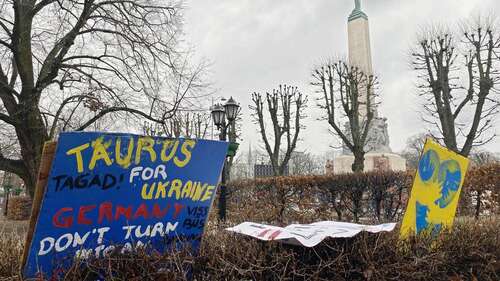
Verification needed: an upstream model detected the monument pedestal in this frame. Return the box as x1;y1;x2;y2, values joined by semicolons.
333;152;406;174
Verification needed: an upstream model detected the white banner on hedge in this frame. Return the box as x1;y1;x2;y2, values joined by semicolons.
226;221;396;247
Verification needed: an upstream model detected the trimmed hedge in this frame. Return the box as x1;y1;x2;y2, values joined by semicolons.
227;164;500;224
460;164;500;218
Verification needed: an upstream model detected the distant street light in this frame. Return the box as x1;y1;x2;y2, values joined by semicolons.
143;120;163;137
210;97;240;222
224;96;239;122
210;104;225;128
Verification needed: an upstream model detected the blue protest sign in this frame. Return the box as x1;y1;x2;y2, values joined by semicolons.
23;132;228;278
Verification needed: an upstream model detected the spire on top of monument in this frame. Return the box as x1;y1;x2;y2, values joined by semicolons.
349;0;367;22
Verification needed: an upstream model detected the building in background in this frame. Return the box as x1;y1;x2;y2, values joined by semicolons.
254;163;289;178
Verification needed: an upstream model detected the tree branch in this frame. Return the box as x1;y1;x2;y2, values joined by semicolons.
32;0;57;16
36;0;95;90
0;149;26;178
76;106;163;131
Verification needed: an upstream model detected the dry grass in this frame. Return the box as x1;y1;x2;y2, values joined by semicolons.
196;219;500;281
0;217;28;236
1;218;499;281
0;232;24;280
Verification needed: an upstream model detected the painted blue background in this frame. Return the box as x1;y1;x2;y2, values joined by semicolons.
23;132;228;278
415;149;462;234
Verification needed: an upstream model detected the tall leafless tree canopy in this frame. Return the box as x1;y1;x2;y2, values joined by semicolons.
289;151;324;176
401;132;431;170
469;148;499;167
250;85;307;176
312;59;379;172
143;112;211;139
412;19;500;157
0;0;206;197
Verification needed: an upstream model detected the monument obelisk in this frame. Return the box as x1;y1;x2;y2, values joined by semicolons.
333;0;407;173
348;0;372;117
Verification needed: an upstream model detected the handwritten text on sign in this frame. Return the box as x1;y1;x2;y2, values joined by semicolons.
227;221;396;247
23;132;228;278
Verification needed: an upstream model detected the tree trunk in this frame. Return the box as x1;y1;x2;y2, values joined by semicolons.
374;192;382;222
16;105;49;198
351;188;364;223
217;158;228;222
352;152;365;173
474;190;482;220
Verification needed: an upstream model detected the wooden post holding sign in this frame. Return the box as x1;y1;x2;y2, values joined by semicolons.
400;139;469;238
21;141;57;271
20;132;229;279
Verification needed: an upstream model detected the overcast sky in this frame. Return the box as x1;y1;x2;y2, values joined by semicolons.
183;0;500;155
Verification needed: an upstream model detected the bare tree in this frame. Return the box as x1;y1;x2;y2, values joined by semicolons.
412;19;500;157
470;149;498;167
312;59;379;173
289;151;324;175
0;0;205;197
250;85;307;176
401;132;431;170
227;153;246;180
162;112;211;139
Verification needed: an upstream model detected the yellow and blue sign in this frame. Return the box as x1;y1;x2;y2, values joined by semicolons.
23;132;228;278
400;139;469;238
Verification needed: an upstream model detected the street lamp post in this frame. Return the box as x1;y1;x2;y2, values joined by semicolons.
143;121;163;137
211;97;239;222
2;185;10;216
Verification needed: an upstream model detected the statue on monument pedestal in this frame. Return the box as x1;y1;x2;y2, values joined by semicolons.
341;116;391;155
365;117;391;153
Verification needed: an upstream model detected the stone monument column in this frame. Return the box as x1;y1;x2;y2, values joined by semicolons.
348;0;373;118
333;0;407;173
344;0;390;153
